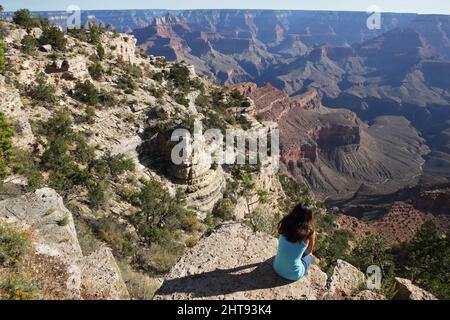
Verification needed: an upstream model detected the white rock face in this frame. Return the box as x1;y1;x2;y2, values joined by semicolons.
3;28;27;44
106;33;138;64
326;259;366;298
65;55;91;81
393;278;437;300
0;84;35;150
0;188;130;300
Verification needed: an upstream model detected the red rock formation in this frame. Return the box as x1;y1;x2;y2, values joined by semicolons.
230;83;427;201
336;202;450;246
413;189;450;213
281;143;318;164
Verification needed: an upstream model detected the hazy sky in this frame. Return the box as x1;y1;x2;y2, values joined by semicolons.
2;0;450;14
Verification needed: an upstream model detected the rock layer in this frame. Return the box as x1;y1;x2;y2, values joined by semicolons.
232;83;429;203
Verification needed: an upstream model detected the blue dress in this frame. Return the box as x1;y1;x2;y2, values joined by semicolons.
273;235;309;281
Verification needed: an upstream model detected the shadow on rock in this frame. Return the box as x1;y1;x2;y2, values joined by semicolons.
156;258;293;298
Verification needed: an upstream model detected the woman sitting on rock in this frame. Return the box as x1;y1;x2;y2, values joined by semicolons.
273;204;316;281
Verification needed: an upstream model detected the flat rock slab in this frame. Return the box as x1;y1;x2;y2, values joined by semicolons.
155;223;328;300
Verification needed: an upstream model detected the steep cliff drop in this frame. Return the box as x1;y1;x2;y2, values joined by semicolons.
231;83;429;209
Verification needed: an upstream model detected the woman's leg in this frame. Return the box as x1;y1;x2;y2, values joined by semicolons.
301;254;313;275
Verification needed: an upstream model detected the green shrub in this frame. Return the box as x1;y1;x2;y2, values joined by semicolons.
20;35;37;54
348;234;396;297
0;223;29;268
96;44;105;60
153;57;167;68
152;72;164;82
13;9;48;29
133;241;184;274
84;107;96;124
185;237;198;248
350;235;392;272
168;63;190;90
87;181;107;210
87;22;104;45
212;198;235;221
108;154;135;176
246;206;280;236
90;218;135;256
117;74;137;93
11;149;42;191
68;22;104;44
90;153;135;180
118;187;140;204
130;180;199;246
33;108;73;140
124;63;143;79
34;110;93;193
26;72;57;103
57;215;69;227
74;81;99;105
0;41;6;72
149;87;164;99
88;62;104;81
0;273;38;300
99;90;117;107
39;26;67;51
316;228;353;274
195;94;209;107
0;112;15;180
174;93;189;107
392;221;450;299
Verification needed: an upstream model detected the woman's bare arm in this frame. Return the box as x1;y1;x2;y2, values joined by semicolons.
305;231;316;256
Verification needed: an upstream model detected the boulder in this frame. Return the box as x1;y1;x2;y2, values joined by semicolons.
79;247;130;300
352;290;386;300
3;28;27;44
326;260;366;298
154;223;329;300
0;188;130;300
39;44;53;52
393;278;437;300
30;27;43;39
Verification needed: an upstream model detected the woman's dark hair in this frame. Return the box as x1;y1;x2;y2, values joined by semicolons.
278;204;315;243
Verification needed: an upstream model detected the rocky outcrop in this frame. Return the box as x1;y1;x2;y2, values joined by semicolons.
105;33;138;64
154;223;387;300
326;260;365;299
154;223;439;300
154;223;329;300
0;189;130;300
0;82;35;151
393;278;437;300
413;189;450;214
167;133;226;216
